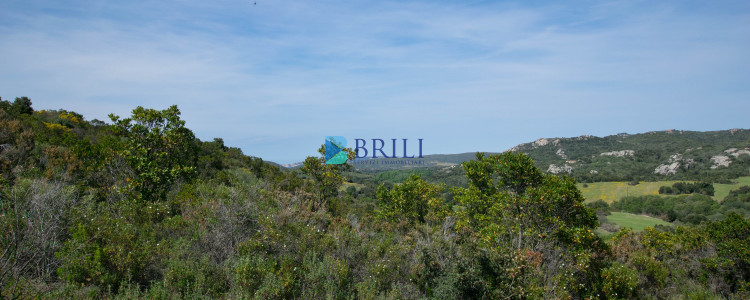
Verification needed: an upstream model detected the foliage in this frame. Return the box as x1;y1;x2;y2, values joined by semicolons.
721;186;750;218
55;197;166;291
0;108;34;185
453;152;604;297
586;199;611;216
109;105;199;201
3;97;750;298
0;97;33;118
376;174;445;223
600;212;672;232
612;191;750;225
704;213;750;292
374;168;432;183
509;130;750;183
299;145;355;206
659;181;715;196
0;179;78;298
601;262;638;299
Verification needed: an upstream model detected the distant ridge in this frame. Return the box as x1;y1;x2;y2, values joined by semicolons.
281;162;303;169
506;128;750;182
349;152;500;171
280;152;497;171
282;129;750;181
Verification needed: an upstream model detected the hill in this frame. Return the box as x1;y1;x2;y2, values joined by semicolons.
324;129;750;182
511;129;750;182
349;152;497;171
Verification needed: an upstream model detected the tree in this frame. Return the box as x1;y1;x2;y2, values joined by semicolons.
454;152;603;297
457;152;597;247
376;174;445;223
705;213;750;291
109;105;198;201
9;97;33;117
300;145;354;206
0;109;34;185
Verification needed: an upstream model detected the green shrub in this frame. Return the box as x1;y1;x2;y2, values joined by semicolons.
376;174;445;224
234;255;297;299
164;257;228;297
601;262;638;299
55;198;166;292
631;254;668;288
300;252;351;299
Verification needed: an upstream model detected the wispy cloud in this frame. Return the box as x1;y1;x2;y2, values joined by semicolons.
1;0;749;163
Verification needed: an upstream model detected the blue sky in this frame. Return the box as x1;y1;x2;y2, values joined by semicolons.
1;0;749;164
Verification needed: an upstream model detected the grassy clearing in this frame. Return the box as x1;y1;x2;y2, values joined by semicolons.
606;212;672;232
578;181;686;203
713;176;750;201
579;177;750;203
340;182;365;191
594;228;614;240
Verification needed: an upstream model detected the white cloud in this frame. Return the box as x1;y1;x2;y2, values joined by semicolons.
1;0;749;163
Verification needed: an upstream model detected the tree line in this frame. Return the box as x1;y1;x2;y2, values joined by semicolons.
1;97;749;298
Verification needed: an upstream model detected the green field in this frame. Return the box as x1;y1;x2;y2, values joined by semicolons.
579;176;750;204
713;176;750;201
593;228;615;239
340;181;365;191
577;181;685;203
606;212;672;231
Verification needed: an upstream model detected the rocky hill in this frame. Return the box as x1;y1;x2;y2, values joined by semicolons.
510;129;750;182
339;129;750;182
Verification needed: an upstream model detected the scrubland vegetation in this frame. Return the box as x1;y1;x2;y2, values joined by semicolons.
2;97;750;299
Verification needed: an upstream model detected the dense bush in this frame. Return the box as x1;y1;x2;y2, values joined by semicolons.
721;186;750;218
601;262;638;299
659;181;715;196
376;174;445;223
612;190;750;225
3;98;750;298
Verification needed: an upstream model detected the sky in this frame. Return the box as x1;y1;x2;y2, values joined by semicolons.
1;0;749;164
